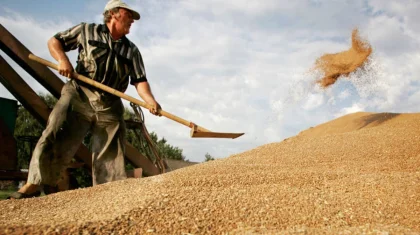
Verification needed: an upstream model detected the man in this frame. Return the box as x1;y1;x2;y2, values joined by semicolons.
9;0;161;199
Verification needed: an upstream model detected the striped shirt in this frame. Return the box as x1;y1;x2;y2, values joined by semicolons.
54;23;147;94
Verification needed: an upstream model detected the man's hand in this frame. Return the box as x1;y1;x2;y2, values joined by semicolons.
148;100;162;116
58;59;74;79
48;36;73;79
135;81;162;117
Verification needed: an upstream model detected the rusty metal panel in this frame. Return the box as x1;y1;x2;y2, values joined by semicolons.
0;118;17;170
0;170;27;180
126;168;143;178
0;24;62;98
0;56;51;124
0;97;18;133
125;143;160;176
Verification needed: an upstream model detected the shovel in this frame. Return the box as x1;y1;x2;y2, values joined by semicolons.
29;54;244;139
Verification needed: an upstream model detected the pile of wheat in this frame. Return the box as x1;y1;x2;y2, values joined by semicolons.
1;112;419;234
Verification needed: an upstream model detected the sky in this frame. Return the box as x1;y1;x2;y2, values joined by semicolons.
1;0;419;162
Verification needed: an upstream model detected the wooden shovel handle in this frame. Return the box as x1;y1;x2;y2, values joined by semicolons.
28;54;210;132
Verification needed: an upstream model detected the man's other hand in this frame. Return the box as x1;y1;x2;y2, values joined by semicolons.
148;101;162;116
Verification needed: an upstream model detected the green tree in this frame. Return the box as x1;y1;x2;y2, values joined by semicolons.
14;93;55;168
204;153;215;162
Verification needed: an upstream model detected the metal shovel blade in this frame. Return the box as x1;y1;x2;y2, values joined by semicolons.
190;125;244;139
191;131;244;139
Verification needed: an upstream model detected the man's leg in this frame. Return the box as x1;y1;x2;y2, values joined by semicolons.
20;83;91;194
90;99;127;185
91;118;127;185
26;112;91;187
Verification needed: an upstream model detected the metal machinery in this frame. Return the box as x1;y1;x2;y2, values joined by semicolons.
0;98;21;179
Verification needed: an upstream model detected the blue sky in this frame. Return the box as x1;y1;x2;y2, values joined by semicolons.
1;0;420;162
0;0;96;20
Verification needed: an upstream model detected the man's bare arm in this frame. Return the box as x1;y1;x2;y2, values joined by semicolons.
47;37;73;78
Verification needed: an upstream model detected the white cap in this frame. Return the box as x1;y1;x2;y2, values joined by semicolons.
104;0;140;20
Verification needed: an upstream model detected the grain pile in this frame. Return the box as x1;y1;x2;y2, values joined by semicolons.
314;29;372;88
1;112;419;234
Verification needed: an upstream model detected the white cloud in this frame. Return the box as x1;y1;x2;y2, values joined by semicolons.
338;90;350;100
303;93;324;110
180;0;300;16
335;103;366;118
364;15;417;57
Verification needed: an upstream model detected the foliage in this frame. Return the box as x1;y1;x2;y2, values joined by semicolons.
69;167;92;188
205;153;215;162
14;93;54;169
0;190;15;200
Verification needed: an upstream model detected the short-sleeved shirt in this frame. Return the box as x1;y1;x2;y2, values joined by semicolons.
54;23;147;93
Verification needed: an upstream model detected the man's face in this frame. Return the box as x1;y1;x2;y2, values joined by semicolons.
113;8;134;35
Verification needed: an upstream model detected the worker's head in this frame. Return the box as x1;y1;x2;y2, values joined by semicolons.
103;0;140;35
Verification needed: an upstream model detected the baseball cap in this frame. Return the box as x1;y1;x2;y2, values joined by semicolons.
104;0;140;20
